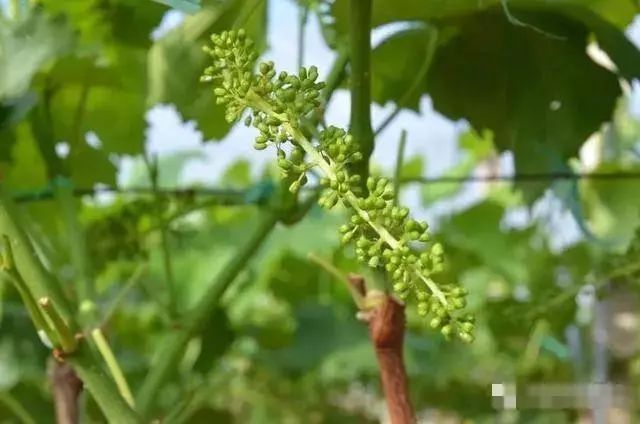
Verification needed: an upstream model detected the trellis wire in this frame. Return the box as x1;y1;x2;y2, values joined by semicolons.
9;170;640;204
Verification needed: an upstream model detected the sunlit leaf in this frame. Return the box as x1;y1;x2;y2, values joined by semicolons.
580;163;640;251
148;0;268;140
0;12;73;101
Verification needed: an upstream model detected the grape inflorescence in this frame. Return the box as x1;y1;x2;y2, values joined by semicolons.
201;29;474;343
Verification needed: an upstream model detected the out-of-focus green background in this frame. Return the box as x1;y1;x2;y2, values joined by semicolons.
2;0;640;422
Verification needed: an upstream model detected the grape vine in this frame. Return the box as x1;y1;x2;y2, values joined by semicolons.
201;29;474;342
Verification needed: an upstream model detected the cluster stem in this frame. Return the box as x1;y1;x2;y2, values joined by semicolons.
252;96;448;306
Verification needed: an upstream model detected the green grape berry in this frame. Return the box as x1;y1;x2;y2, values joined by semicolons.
201;29;474;343
459;332;474;344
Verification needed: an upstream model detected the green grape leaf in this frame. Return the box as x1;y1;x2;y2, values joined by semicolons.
0;93;37;163
370;27;436;111
340;2;639;202
18;2;165;187
0;12;73;101
579;163;640;252
66;141;118;187
330;0;637;33
48;58;147;155
40;0;165;48
1;123;48;190
559;6;640;81
148;0;268;140
0;93;37;131
426;10;621;202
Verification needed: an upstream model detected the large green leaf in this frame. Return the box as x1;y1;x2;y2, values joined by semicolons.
0;93;37;163
40;0;165;48
1;123;48;190
25;1;164;186
564;7;640;81
370;26;436;111
331;0;637;32
0;0;160;186
40;49;150;185
148;0;267;141
426;10;621;202
0;12;73;101
362;2;639;202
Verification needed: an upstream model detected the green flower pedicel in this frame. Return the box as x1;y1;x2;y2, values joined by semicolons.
201;29;474;343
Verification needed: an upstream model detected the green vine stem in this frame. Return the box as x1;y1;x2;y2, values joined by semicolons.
348;0;374;188
308;252;365;308
144;154;178;318
54;177;96;322
0;188;140;423
0;236;56;347
374;27;438;136
100;263;148;328
0;188;73;320
65;343;141;424
393;129;408;206
39;297;77;353
136;208;284;416
200;29;474;342
91;328;136;407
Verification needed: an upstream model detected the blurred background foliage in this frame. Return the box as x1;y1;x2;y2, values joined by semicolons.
1;0;640;422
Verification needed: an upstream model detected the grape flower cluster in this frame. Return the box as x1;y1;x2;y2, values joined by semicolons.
201;29;474;342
